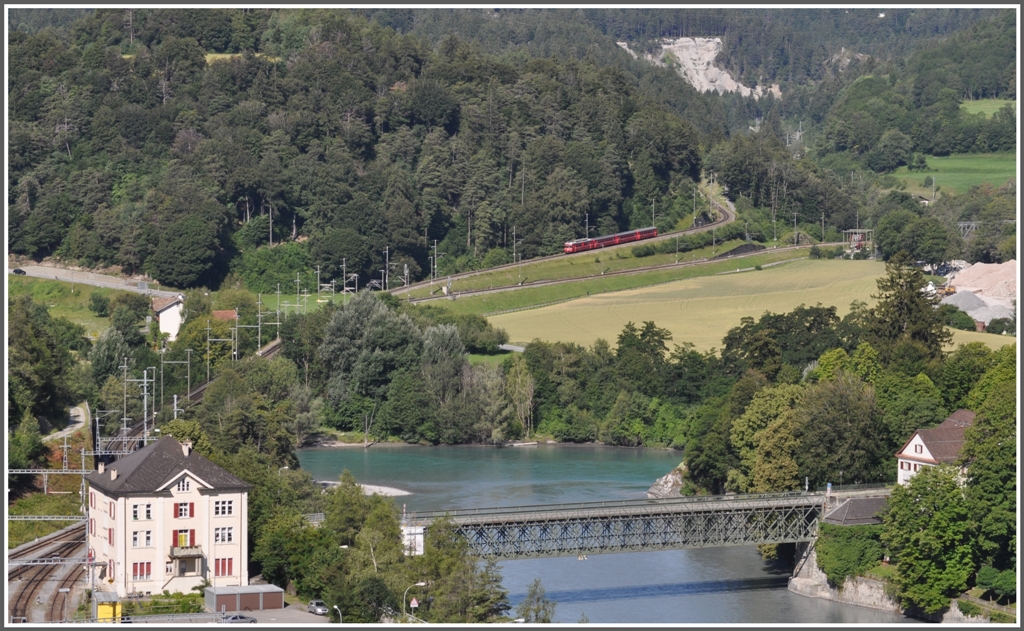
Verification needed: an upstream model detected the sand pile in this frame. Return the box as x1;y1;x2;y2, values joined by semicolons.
949;260;1017;299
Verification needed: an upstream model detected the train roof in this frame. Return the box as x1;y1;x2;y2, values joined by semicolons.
565;226;656;245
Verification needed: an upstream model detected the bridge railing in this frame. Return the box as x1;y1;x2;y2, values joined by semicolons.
406;490;822;522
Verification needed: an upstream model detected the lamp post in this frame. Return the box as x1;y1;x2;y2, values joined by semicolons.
333;605;342;624
403;582;426;617
278;466;288;477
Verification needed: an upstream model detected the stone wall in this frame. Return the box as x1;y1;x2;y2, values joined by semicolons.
788;541;990;624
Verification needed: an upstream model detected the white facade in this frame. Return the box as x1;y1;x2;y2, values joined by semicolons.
154;297;185;342
88;466;248;597
895;434;934;486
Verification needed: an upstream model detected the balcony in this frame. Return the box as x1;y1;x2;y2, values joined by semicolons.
170;545;203;558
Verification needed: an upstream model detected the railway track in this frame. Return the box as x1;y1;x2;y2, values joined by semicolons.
48;563;87;622
8;538;86;623
393;192;736;297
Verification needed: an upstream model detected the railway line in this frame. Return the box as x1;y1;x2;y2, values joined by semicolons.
8;532;87;624
393;190;736;297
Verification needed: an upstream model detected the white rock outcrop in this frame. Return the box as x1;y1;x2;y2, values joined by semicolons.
618;37;781;100
647;465;685;499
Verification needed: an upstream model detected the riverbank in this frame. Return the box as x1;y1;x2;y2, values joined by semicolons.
789;542;990;624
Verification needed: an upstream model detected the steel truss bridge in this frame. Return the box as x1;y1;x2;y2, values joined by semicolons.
404;491;825;560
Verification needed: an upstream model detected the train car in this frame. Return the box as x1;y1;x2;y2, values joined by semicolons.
564;227;658;254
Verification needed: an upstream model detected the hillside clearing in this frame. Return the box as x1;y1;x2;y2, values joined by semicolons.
894;152;1015;197
960;98;1015;118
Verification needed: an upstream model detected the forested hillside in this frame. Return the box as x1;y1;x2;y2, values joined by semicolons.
9;8;1013;293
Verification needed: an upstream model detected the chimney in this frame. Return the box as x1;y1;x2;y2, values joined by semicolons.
98;462;105;474
110;468;118;480
181;440;193;456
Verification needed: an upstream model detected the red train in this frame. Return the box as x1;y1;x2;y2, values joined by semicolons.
563;227;658;254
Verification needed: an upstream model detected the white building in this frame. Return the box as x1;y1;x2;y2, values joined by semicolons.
86;437;251;598
152;295;186;342
894;409;975;486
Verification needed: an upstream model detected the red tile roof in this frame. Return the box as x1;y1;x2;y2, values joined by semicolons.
211;309;237;321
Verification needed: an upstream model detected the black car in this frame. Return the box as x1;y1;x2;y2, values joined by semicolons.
12;268;27;275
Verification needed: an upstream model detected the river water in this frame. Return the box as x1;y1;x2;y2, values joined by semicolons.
297;444;911;624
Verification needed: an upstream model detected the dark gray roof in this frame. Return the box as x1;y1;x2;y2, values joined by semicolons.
822;497;888;526
896;409;976;462
86;436;251;496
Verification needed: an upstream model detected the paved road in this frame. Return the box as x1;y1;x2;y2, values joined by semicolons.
9;265;180;298
42;402;89;444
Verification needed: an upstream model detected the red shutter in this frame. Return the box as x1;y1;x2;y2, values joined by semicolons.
108;528;114;545
133;562;138;580
146;562;151;578
228;558;233;576
174;503;179;519
189;502;194;518
190;529;195;546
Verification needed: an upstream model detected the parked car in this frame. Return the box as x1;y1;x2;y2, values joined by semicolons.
12;268;27;275
307;600;328;615
220;613;257;623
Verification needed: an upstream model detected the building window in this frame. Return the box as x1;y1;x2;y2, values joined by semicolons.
214;500;233;516
215;558;234;577
109;502;115;519
914;444;923;454
215;527;234;543
90;492;95;509
166;562;173;574
108;528;114;546
132;562;152;581
108;559;114;578
132;531;152;547
914;464;920;472
176;478;190;492
132;503;152;521
90;518;95;536
177;502;193;518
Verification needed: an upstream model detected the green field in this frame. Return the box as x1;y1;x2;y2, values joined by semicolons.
894;152;1016;197
427;248;816;317
8;276;123;339
960;99;1015;118
489;259;886;351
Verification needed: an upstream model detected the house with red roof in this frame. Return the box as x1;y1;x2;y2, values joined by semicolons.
895;409;975;486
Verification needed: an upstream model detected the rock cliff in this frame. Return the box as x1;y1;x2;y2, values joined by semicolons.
646;464;685;499
617;38;781;100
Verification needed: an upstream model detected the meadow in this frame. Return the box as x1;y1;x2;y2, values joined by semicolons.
489;259;1016;353
960;98;1015;118
894;152;1016;197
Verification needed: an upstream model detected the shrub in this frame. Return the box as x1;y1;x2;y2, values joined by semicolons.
986;318;1015;335
632;244;657;258
989;611;1014;623
955;599;982;618
809;245;823;259
88;291;110;317
938;304;978;331
815;524;885;587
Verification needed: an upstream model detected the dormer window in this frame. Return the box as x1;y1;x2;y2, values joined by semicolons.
177;478;190;492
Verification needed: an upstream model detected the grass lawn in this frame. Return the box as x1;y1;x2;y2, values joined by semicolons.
8;276;121;340
436;248;816;318
961;99;1015;118
8;493;83;549
894;152;1016;197
467;351;514;367
948;328;1016;351
489;258;888;352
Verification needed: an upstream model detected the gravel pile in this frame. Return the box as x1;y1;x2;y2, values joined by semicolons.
949;260;1018;299
968;305;1016;325
941;291;987;312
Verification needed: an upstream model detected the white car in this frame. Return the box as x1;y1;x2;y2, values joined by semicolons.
307;600;328;615
220;613;257;623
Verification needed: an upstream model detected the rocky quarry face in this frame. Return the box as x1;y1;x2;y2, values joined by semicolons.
618;37;782;100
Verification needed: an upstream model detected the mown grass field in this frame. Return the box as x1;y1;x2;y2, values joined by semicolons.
432;248;816;317
894;152;1016;197
489;259;885;351
960;98;1015;118
8;276;123;339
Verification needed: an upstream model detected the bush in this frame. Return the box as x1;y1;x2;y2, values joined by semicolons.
989;611;1014;624
815;524;885;587
632;244;657;258
986;318;1015;335
88;291;110;317
809;245;823;259
938;304;978;331
956;599;982;618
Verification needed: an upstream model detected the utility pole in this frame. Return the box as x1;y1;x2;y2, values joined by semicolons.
384;246;389;290
821;212;825;242
793;211;799;246
295;272;301;317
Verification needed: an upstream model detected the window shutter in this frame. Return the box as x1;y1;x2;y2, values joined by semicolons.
189;502;195;518
174;504;179;519
190;529;196;547
228;558;233;576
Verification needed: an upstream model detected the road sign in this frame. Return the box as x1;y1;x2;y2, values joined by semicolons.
410;598;419;609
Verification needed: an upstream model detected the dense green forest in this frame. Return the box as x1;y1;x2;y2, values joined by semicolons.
7;8;1015;294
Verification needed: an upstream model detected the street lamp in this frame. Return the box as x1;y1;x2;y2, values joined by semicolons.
403;582;426;617
333;605;342;624
278;466;288;477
